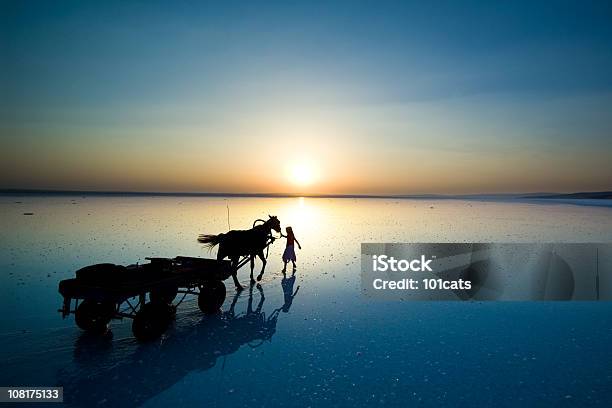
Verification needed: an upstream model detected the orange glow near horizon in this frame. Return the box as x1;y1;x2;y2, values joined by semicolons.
1;110;611;195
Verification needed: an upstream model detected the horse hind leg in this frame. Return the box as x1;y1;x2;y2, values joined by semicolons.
256;250;267;281
249;255;256;285
230;256;243;292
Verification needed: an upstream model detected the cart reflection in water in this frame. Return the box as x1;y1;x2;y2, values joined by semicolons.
59;283;287;407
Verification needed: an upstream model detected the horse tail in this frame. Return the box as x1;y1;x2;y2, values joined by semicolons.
197;233;225;249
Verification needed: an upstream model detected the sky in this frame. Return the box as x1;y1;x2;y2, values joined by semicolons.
1;0;611;195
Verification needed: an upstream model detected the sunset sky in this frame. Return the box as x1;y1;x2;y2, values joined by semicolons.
1;1;611;195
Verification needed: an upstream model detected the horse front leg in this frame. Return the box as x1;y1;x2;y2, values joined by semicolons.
250;255;256;285
230;256;243;292
256;250;267;281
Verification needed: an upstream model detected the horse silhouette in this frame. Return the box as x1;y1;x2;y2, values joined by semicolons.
198;215;281;291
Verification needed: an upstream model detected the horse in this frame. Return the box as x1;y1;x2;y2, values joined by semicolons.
197;215;281;291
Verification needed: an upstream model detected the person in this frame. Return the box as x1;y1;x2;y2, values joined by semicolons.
281;226;301;273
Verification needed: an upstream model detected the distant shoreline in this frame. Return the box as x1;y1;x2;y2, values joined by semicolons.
1;188;610;200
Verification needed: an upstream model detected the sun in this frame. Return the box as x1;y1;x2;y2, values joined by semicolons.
289;162;317;186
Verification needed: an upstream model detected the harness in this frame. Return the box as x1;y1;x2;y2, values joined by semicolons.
252;219;279;259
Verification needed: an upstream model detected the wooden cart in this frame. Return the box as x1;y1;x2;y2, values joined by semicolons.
59;256;239;341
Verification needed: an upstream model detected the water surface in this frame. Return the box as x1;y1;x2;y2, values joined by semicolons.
1;196;612;407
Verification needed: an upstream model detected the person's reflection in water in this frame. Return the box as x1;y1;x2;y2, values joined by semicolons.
277;270;300;313
62;283;283;407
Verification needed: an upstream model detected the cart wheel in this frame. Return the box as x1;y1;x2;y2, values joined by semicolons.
75;300;115;333
132;302;174;341
198;280;226;314
150;286;178;304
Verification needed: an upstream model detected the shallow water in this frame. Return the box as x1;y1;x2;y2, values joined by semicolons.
1;195;612;407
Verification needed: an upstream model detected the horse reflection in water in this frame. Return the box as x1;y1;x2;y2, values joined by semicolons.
60;283;285;407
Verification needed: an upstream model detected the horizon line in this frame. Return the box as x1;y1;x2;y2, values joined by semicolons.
1;188;611;200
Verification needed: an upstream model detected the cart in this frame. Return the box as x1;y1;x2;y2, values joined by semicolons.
58;253;259;341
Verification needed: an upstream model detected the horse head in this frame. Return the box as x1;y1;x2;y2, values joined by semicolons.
267;215;281;233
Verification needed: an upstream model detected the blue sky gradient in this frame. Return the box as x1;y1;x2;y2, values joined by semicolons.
1;1;611;193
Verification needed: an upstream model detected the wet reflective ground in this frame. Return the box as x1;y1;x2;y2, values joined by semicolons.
1;196;612;407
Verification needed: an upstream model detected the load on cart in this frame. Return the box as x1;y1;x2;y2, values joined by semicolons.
58;216;280;341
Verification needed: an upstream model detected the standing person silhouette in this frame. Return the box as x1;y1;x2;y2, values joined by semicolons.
281;226;301;273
